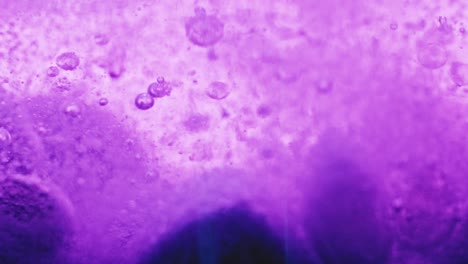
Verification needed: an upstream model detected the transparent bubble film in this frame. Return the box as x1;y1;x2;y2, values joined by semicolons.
0;0;467;263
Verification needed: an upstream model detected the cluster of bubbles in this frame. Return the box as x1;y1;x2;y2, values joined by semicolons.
135;77;172;111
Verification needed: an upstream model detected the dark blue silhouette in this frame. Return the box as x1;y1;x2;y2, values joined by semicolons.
139;204;312;264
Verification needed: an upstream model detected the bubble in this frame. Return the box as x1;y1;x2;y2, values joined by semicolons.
450;62;468;86
0;127;11;148
460;27;466;34
185;12;224;47
99;97;109;106
147;80;172;98
46;66;59;77
135;93;154;110
417;43;447;69
206;81;230;100
64;103;81;117
389;22;398;30
56;52;80;71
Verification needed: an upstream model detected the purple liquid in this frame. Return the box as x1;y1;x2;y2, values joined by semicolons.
0;0;467;263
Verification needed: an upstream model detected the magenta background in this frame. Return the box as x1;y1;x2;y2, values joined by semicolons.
0;0;468;263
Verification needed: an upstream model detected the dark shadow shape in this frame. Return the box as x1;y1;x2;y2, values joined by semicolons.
139;204;312;264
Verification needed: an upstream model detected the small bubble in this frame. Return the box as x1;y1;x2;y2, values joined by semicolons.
460;27;466;34
99;98;109;106
147;81;172;98
56;52;80;71
417;43;447;69
185;14;224;47
389;22;398;30
46;66;59;77
64;103;81;117
206;81;230;100
135;93;154;110
0;128;11;148
315;79;333;93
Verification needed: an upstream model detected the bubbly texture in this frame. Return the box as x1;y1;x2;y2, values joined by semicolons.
0;0;467;263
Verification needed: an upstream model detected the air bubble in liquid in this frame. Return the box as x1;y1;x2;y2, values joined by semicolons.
64;103;81;117
417;43;447;69
47;66;59;77
147;80;171;98
56;52;80;71
185;11;224;47
0;127;11;148
99;97;109;106
135;93;154;110
206;81;230;100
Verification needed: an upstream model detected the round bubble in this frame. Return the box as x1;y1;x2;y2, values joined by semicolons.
99;97;109;106
147;81;171;98
206;81;230;100
56;52;80;71
64;103;81;117
417;43;447;69
185;13;224;47
135;93;154;110
47;66;59;77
